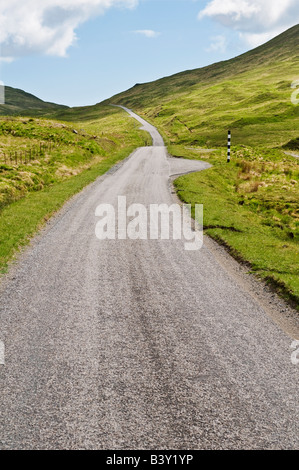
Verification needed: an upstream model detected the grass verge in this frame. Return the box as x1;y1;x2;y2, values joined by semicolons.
0;106;149;274
172;145;299;309
0;146;138;275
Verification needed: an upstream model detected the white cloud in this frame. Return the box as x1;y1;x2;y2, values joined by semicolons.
0;0;138;59
206;35;227;53
133;30;161;38
0;57;14;63
239;30;282;48
199;0;299;47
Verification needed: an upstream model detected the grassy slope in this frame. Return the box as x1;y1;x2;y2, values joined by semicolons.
106;25;299;306
108;25;299;148
0;105;150;273
0;86;69;117
174;149;298;306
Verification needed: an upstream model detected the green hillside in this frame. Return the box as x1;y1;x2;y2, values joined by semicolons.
0;86;69;117
107;24;299;150
0;86;118;122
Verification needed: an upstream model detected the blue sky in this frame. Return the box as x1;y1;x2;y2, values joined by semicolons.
1;0;299;107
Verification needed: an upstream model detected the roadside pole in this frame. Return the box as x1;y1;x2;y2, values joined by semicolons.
227;130;231;163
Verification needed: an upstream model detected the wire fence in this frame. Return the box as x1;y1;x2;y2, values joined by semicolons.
1;141;56;166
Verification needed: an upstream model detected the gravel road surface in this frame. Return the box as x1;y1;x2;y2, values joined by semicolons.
0;107;298;450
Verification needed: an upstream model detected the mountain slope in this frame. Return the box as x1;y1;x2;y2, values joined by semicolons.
0;86;118;122
106;24;299;149
0;86;69;117
108;23;299;107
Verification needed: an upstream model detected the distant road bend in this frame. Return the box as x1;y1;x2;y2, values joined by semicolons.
0;106;298;450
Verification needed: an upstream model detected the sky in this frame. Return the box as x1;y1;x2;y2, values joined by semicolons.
1;0;299;107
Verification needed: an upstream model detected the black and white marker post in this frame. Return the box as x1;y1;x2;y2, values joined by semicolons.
227;130;231;163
